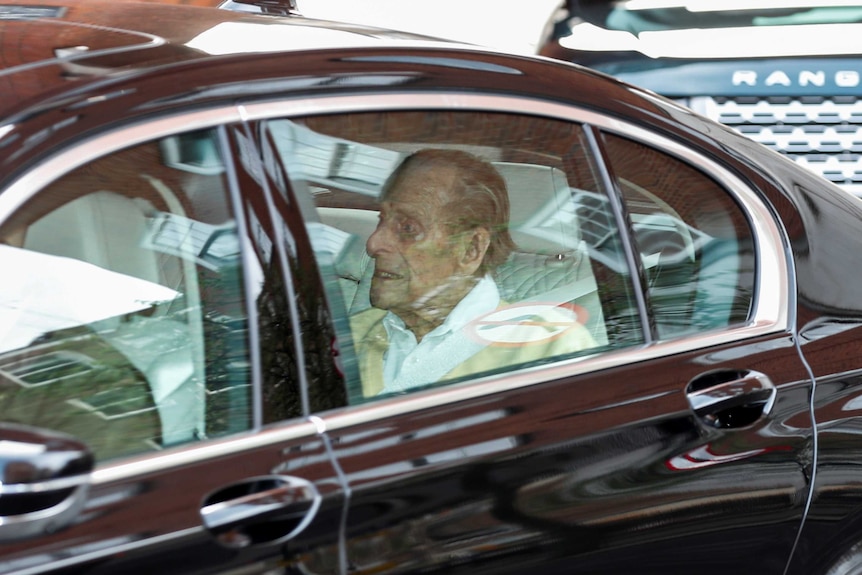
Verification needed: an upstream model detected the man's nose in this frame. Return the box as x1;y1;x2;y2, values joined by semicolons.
366;222;388;257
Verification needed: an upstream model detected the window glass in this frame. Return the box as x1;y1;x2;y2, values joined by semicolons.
0;129;252;460
261;111;643;402
601;132;755;339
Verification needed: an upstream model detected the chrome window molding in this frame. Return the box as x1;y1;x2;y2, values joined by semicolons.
0;91;790;481
94;419;322;484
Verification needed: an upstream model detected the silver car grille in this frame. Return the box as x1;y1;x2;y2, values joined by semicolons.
688;95;862;195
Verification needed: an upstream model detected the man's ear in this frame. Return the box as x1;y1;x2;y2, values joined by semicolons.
459;227;491;274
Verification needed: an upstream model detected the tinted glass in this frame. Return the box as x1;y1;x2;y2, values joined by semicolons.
601;131;755;339
0;130;252;460
259;110;644;402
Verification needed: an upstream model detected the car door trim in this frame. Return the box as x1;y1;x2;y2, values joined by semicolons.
94;420;321;484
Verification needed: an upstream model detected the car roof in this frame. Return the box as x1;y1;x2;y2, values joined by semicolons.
0;0;451;112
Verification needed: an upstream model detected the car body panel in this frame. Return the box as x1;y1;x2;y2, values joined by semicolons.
304;338;813;574
0;424;345;574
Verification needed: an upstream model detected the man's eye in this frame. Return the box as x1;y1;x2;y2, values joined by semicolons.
398;220;418;235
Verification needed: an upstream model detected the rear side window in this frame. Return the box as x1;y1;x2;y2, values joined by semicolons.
0;130;252;460
600;132;755;339
257;111;644;402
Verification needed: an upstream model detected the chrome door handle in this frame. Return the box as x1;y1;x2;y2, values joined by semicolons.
0;424;94;542
200;475;321;548
686;370;776;429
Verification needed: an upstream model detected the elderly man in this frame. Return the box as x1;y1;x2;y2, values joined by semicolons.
351;148;595;396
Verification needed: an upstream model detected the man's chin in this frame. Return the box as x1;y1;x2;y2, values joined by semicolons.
370;291;417;316
369;289;393;311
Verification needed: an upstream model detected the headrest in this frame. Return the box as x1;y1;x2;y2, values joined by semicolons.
492;162;580;256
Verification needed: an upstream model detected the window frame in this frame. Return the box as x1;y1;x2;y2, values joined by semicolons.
236;92;788;417
588;125;760;342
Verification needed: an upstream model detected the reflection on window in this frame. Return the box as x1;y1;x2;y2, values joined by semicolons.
0;130;251;460
269;120;403;197
144;212;241;271
264;112;642;403
602;132;755;339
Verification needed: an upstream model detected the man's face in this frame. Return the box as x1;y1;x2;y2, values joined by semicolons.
366;164;472;320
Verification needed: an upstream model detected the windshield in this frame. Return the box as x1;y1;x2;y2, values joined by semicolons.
575;1;862;32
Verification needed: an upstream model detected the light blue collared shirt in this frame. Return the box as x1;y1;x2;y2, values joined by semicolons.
380;275;500;393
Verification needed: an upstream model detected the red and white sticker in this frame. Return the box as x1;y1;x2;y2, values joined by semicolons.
466;302;587;347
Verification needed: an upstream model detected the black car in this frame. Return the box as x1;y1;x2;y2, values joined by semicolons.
2;1;862;574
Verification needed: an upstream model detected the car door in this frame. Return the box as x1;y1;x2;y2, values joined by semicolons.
241;92;815;575
0;115;347;573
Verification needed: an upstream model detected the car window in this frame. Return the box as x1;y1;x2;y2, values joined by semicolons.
255;110;644;403
0;129;252;461
600;131;756;339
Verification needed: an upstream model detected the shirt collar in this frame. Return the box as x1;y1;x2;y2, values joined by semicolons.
383;274;500;340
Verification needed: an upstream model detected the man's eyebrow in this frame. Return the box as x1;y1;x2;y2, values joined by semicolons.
388;200;430;220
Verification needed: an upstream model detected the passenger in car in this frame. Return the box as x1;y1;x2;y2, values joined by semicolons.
350;149;597;396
